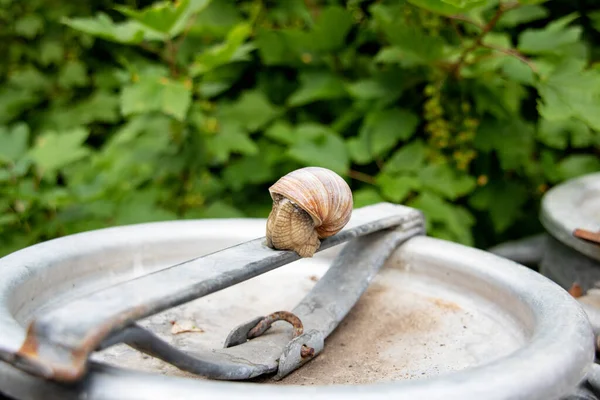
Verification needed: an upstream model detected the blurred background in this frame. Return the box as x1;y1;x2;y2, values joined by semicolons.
0;0;599;257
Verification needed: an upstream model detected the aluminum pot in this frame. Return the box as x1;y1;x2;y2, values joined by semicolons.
489;172;600;349
0;211;596;400
490;172;600;291
539;172;600;293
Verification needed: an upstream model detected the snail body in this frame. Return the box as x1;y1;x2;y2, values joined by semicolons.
265;167;353;257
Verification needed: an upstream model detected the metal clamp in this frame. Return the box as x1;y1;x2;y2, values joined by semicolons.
1;203;424;383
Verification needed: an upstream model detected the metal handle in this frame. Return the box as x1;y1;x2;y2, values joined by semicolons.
6;203;424;383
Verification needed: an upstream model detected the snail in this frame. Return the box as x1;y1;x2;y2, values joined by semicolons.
265;167;353;258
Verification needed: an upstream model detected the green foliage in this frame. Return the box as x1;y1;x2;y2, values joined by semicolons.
1;0;600;256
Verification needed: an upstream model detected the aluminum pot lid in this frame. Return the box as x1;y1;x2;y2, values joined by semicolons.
0;214;595;400
540;172;600;262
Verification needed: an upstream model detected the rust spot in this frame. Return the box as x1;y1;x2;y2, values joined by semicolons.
568;282;583;298
429;297;462;312
17;322;39;358
308;275;319;282
15;322;88;382
573;228;600;245
248;311;304;339
301;345;315;358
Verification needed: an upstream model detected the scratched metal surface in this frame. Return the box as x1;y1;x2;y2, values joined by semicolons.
0;218;595;400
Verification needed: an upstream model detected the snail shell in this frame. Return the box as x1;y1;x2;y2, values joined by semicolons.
265;167;353;258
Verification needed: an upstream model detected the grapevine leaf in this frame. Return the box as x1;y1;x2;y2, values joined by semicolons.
418;164;477;200
538;117;595;149
120;76;191;121
377;174;421;203
409;191;475;246
358;108;420;157
288;125;349;175
536;59;600;131
353;188;385;208
556;155;600;180
383;139;427;174
469;181;528;233
115;0;210;39
518;14;582;54
61;13;147;44
218;90;281;132
0;123;29;164
287;70;348;107
191;23;255;76
28;127;90;176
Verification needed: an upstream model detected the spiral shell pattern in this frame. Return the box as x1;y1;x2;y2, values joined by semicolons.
268;167;353;239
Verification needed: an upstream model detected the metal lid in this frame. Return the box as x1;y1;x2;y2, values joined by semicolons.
540;172;600;262
0;216;595;400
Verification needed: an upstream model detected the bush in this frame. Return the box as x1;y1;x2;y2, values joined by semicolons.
1;0;599;256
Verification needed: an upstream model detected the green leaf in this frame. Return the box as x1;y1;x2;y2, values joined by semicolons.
471;78;528;118
383;140;427;174
498;5;549;27
116;0;211;39
39;40;64;66
191;23;254;76
518;14;582;55
287;125;349;175
358;108;420;157
28;127;90;176
539;150;562;183
556;155;600;180
8;66;52;92
0;89;40;124
196;63;246;98
500;57;535;86
15;14;44;38
207;121;258;163
44;90;120;130
218;90;281;132
287;71;348;107
0;123;29;164
372;10;448;67
189;0;243;37
58;60;89;88
538;117;595;149
475;118;535;170
255;28;296;66
346;134;372;165
518;0;550;4
377;174;421;203
191;201;245;219
346;80;392;100
0;214;18;227
62;13;147;44
120;76;192;121
353;188;385;208
418;164;477;200
114;192;177;225
308;6;354;52
407;0;470;15
223;154;274;191
409;191;475;246
265;120;296;145
441;0;487;7
345;71;405;101
536;59;600;131
469;181;528;233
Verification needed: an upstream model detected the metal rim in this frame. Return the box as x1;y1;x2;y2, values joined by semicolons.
540;172;600;262
0;219;595;400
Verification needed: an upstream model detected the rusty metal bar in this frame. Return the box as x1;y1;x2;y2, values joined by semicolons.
574;228;600;246
9;203;422;383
